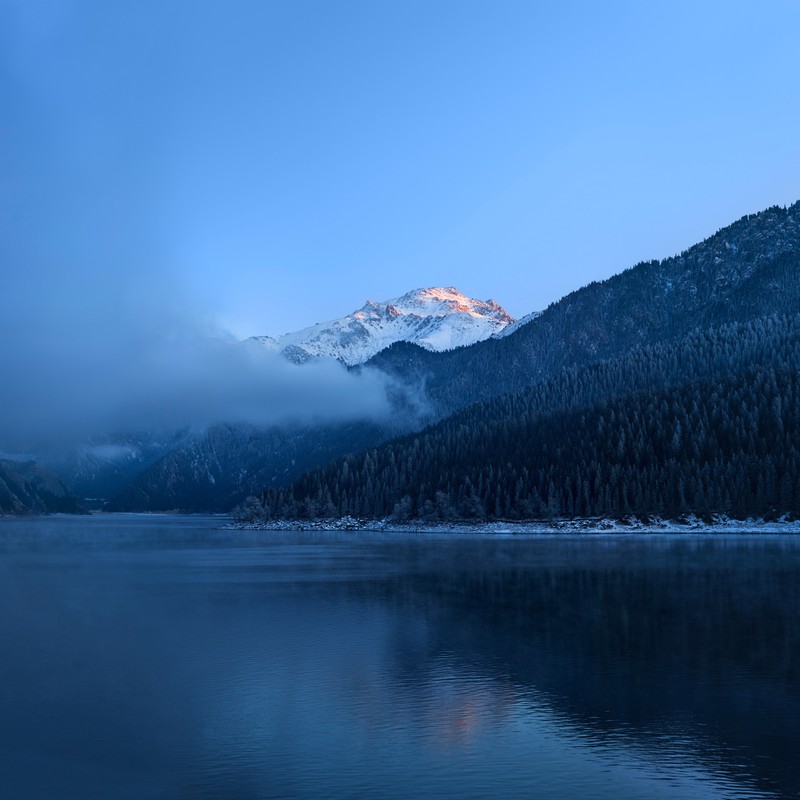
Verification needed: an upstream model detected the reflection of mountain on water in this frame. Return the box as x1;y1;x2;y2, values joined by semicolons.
323;536;800;799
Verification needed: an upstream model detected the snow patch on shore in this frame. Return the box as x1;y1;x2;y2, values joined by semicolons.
225;514;800;534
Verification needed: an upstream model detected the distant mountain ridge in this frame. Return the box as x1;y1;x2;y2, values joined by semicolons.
245;200;800;522
368;202;800;416
105;421;392;512
27;199;800;516
251;286;515;365
0;459;85;515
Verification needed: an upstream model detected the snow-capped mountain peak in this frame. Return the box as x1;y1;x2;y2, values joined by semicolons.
253;287;515;365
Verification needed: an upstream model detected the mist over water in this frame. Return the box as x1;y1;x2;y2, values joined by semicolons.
0;516;797;799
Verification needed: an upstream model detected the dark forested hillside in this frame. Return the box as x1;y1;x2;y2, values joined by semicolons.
106;420;392;512
369;203;800;417
255;315;800;522
36;430;189;507
0;460;85;515
93;202;800;515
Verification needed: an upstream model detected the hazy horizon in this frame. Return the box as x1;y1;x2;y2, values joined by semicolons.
2;0;799;437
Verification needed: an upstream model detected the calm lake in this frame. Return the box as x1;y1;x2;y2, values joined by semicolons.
0;515;798;799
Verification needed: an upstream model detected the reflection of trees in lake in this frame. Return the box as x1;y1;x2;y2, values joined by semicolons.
328;537;800;798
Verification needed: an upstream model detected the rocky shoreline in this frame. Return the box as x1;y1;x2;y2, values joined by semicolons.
225;514;800;534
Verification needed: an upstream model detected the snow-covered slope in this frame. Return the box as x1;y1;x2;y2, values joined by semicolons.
253;287;515;366
495;310;542;337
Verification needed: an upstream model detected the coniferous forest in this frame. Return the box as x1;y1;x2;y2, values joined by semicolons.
237;204;800;523
253;314;800;522
367;204;800;418
11;202;800;517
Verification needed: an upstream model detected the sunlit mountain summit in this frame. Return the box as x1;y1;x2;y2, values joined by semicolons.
252;286;515;365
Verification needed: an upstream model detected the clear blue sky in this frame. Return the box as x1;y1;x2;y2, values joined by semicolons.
2;0;799;338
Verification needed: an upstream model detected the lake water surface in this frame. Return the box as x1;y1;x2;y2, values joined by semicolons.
0;515;798;799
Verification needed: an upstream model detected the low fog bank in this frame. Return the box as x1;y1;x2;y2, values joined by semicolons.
0;252;398;449
0;318;396;445
0;27;401;453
